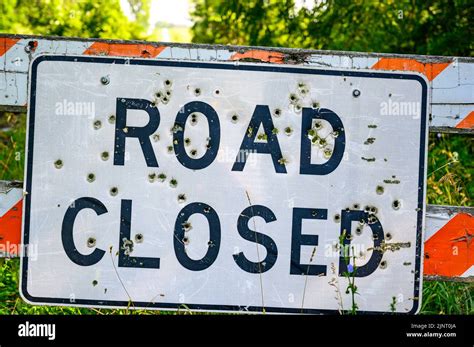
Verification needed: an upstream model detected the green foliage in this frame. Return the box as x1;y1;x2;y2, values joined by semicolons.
0;0;151;39
191;0;473;56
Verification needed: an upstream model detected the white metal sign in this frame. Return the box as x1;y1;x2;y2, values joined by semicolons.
21;55;428;313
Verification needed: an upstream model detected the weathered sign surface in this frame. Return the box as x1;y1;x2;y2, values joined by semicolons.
20;54;428;313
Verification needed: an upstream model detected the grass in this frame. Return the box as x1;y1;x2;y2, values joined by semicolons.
0;112;472;314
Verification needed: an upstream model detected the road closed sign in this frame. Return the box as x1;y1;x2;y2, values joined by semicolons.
21;55;428;314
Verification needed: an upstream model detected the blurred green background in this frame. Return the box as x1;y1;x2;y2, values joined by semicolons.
0;0;472;314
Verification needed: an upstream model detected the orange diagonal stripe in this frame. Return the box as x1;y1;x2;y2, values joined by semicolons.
0;199;23;256
456;111;474;129
424;213;474;277
372;58;451;81
84;42;166;58
0;37;20;57
230;50;285;64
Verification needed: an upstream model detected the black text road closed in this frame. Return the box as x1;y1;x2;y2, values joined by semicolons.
21;55;428;314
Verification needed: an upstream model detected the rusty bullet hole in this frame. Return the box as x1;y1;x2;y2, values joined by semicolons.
24;40;37;53
182;221;192;231
355;227;362;235
100;76;110;85
92;280;98;286
289;94;298;102
134;233;144;243
178;194;186;203
184;138;191;146
194;88;201;96
190;149;198;157
156;91;162;98
110;187;118;196
182;237;189;244
379;260;387;269
87;237;96;248
148;172;157;182
164;79;172;87
101;151;109;161
334;214;341;223
54;159;63;169
312;102;320;109
376;185;384;195
295;104;302;111
386;232;392;240
392;199;401;210
108;115;116;124
284;127;293;136
87;173;95;182
323;148;332;159
170;178;178;188
152;134;160;142
93;120;102;130
314;121;322;130
167;145;174;153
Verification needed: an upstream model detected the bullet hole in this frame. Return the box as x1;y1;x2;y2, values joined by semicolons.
284;126;293;136
289;94;298;103
323;148;332;159
425;253;430;259
152;133;160;142
319;138;327;147
190;149;198;157
312;101;320;109
208;240;214;247
194;87;201;96
162;96;169;103
110;187;118;196
184;137;191;146
170;178;178;188
123;127;128;134
278;157;288;165
331;131;339;138
257;133;268;141
392;199;401;210
148;172;157;182
311;210;318;217
108;115;116;124
274;108;282;117
182;221;192;232
165;90;172;97
311;137;319;146
101;151;109;161
203;206;211;213
359;219;366;226
92;280;98;286
334;213;341;223
370;206;378;214
298;81;306;88
178;194;186;203
294;104;302;112
353;203;360;210
355;226;362;235
134;233;144;243
314;121;322;130
156;91;162;98
346;233;353;241
379;260;387;269
54;159;63;169
182;236;189;245
376;185;384;195
231;114;239;123
214;89;220;95
368;215;377;224
272;128;279;134
157;173;167;182
352;89;361;97
167;145;174;153
364;137;376;145
372;234;379;241
24;40;37;53
164;79;172;87
190;113;198;125
100;76;110;85
87;173;95;183
87;237;96;248
385;232;392;241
